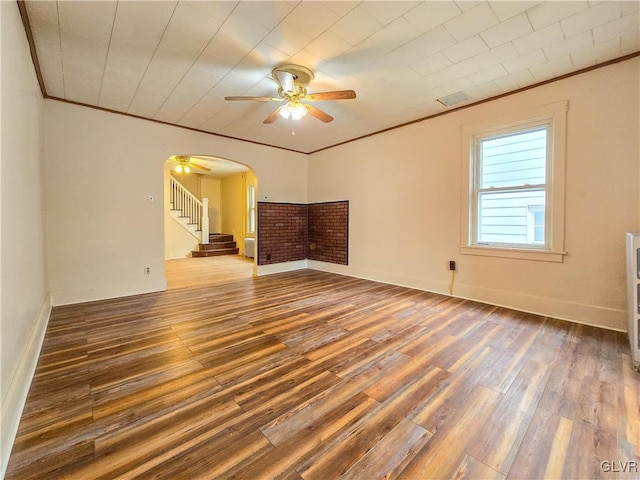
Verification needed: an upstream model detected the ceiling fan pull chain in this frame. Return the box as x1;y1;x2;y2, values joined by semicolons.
291;117;296;135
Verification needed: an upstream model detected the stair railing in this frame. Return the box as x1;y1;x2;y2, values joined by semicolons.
169;176;209;244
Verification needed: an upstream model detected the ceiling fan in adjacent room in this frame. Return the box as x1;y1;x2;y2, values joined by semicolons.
224;64;356;125
169;155;211;174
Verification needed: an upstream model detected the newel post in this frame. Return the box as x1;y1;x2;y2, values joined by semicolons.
202;197;209;244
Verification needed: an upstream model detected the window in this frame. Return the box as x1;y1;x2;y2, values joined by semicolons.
461;101;568;262
246;184;256;235
475;125;547;246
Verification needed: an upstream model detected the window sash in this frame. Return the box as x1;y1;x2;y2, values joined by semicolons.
478;126;547;189
474;187;547;247
471;123;551;249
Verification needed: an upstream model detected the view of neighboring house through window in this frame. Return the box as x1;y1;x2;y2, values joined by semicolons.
474;125;548;247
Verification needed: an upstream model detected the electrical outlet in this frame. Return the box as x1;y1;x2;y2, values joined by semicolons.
449;260;457;271
266;254;271;261
145;267;151;275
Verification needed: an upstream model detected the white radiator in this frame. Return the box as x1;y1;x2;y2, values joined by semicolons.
244;238;255;258
626;232;640;371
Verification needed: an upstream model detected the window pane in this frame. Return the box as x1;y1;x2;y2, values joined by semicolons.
533;210;545;242
480;127;547;188
478;189;545;244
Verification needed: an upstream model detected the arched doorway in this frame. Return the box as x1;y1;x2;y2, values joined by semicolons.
163;154;257;289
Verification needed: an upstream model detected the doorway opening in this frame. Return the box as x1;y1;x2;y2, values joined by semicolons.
163;154;257;290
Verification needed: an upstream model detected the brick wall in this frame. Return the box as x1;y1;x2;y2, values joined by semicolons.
257;201;349;266
308;201;348;265
257;202;308;265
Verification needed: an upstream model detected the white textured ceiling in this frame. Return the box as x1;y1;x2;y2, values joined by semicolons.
24;1;640;153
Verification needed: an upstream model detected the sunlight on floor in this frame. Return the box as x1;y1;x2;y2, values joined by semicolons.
164;255;255;290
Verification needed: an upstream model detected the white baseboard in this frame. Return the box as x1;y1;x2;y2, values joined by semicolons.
256;259;308;276
453;282;626;332
51;277;167;306
307;261;626;332
1;293;52;478
307;260;446;294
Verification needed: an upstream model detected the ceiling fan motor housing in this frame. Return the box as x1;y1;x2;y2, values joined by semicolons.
277;84;307;100
273;64;315;99
273;64;314;87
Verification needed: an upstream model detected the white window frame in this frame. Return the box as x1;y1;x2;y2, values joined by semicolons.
246;183;256;235
460;101;568;263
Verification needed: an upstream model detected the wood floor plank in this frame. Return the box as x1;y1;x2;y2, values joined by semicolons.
297;364;450;480
620;353;640;449
407;346;496;432
7;439;95;480
452;455;506;480
91;367;221;422
5;256;639;479
506;408;572;480
85;400;245;479
561;419;618;480
232;392;378;480
398;385;502;479
260;350;408;446
616;439;640;480
339;417;431;480
236;358;333;406
469;359;550;474
128;429;273;480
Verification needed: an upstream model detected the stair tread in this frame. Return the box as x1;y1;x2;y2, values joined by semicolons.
191;247;239;257
199;241;236;249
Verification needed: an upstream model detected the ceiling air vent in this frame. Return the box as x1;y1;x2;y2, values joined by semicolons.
437;91;470;107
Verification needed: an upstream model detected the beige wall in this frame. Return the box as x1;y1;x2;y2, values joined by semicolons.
1;2;49;473
308;58;640;331
43;100;307;305
221;173;245;255
170;169;200;197
201;176;222;234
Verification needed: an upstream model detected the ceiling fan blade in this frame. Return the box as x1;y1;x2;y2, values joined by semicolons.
304;90;356;101
274;69;295;93
225;96;280;101
263;106;284;124
305;104;334;123
188;162;211;172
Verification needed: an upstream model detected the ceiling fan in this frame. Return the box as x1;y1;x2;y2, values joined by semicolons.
224;64;356;124
170;155;211;174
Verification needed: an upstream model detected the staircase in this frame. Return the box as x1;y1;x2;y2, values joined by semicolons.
169;176;238;258
191;234;239;257
169;176;208;242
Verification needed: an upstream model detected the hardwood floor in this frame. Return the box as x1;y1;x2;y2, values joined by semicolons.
6;263;639;479
164;254;254;289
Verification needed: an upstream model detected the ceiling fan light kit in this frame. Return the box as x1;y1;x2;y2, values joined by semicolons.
171;155;210;174
224;64;356;127
279;101;308;120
